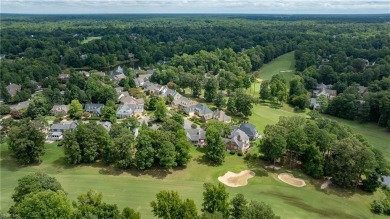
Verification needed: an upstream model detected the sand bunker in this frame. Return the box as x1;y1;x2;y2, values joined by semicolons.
218;170;255;187
278;173;306;187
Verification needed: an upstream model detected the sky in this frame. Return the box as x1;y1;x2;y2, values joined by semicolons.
1;0;389;14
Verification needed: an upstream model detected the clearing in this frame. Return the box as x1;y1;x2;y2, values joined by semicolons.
80;36;102;44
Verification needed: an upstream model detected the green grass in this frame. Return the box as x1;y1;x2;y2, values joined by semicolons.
1;143;387;219
80;36;102;44
257;51;296;82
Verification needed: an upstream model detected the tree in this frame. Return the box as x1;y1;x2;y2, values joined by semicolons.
62;130;82;164
69;99;83;119
259;80;271;101
0;104;11;115
107;128;135;169
301;144;324;179
150;190;197;219
205;126;226;165
73;190;120;219
330;137;376;188
157;141;177;168
214;92;226;109
25;93;52;119
12;172;63;203
154;98;167;121
260;134;286;165
102;105;117;123
8;121;45;164
242;201;280;219
121;207;141;219
175;130;192;166
135;129;156;170
11;190;73;219
204;77;219;102
229;193;248;219
202;183;229;217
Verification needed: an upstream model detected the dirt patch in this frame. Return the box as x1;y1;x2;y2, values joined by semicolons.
278;173;306;187
265;165;281;170
321;178;332;189
218;170;255;187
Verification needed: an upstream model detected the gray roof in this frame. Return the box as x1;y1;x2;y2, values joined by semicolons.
98;121;112;132
50;121;78;132
238;123;258;140
194;103;213;115
6;83;21;96
212;110;231;122
185;128;206;142
51;105;69;114
229;129;250;150
146;69;155;74
85;104;104;115
10;100;29;111
117;104;143;116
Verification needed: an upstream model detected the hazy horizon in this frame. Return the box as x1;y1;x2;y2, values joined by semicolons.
1;0;389;14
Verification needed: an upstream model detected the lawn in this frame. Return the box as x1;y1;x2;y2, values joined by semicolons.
0;143;387;219
257;51;296;82
80;36;102;44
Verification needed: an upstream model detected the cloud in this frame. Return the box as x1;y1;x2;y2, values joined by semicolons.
1;0;389;14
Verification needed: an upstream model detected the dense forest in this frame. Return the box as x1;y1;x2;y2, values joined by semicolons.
1;14;390;128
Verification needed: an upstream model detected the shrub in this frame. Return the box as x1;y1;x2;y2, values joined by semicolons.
371;200;384;214
191;123;197;129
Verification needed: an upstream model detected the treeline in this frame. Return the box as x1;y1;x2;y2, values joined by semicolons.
260;114;389;191
62;120;192;170
295;29;390;129
2;172;280;219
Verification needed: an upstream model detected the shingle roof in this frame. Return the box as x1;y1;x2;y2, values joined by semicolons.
238;123;258;140
185;128;206;141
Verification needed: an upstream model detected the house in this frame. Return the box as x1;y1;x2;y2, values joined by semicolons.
177;97;198;113
358;86;369;96
78;71;90;78
143;82;166;95
160;88;182;100
116;103;144;118
92;71;105;77
9;100;30;111
115;87;124;94
118;92;144;105
113;66;124;75
113;74;126;83
50;121;78;133
98;121;112;132
146;69;155;75
50;105;69;115
6;83;21;97
0;54;5;59
47;132;64;141
85;103;104;116
212;110;231;123
313;83;337;99
226;129;250;153
58;74;70;81
235;123;259;140
193;104;213;121
134;74;151;87
185;128;206;147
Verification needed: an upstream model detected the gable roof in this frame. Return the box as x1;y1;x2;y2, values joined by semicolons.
212;110;231;122
85;104;104;115
194;103;213;115
185;128;206;141
229;129;250;150
50;121;78;132
51;105;70;113
238;123;258;139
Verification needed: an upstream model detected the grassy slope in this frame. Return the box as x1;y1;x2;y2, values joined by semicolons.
1;144;386;219
257;51;296;82
80;36;102;44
